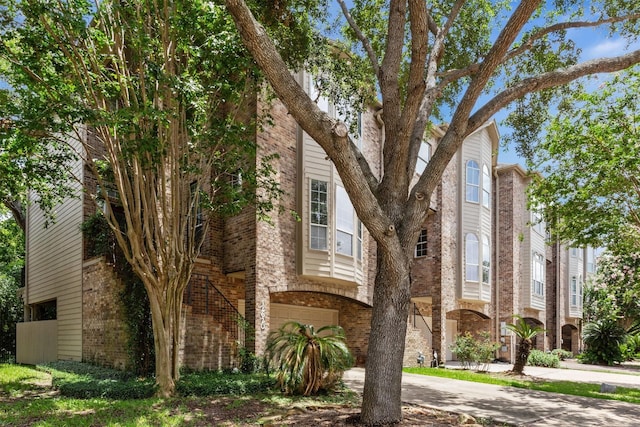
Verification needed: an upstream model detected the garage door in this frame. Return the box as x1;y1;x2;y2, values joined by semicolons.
270;303;339;333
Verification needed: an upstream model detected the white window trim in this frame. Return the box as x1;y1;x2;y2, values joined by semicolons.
482;235;490;285
532;252;545;297
310;179;328;251
335;185;355;257
466;160;480;204
415;229;428;258
465;233;479;282
482;164;491;209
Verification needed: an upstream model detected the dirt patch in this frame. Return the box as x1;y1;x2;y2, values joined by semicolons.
179;398;493;426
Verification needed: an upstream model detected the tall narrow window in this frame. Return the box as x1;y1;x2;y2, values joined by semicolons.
586;247;596;273
189;182;204;246
532;208;544;235
335;186;354;256
466;160;480;203
415;229;428;257
357;220;363;260
533;252;545;296
310;179;328;250
570;276;578;306
336;108;363;148
308;76;329;112
416;142;431;175
465;233;479;282
578;276;583;307
482;235;490;284
482;165;491;208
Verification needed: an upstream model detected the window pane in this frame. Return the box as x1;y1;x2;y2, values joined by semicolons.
465;234;479;281
466;160;480;203
335;186;354;256
336;230;353;256
482;235;490;284
310;180;328;250
415;229;428;257
336;186;354;232
310;224;327;250
482;165;490;208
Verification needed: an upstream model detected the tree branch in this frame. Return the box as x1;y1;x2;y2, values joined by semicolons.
224;0;392;241
505;14;640;62
337;0;380;77
469;49;640;130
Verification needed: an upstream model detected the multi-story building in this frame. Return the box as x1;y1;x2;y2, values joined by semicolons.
16;70;590;368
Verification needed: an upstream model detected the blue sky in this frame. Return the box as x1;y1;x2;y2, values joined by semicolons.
496;28;640;167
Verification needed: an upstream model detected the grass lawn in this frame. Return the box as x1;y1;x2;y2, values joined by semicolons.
403;366;640;405
0;363;360;426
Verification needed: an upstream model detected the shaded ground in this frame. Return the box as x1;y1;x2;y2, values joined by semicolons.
189;399;481;426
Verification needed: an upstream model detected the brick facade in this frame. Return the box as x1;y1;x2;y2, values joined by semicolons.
77;92;583;372
82;259;129;369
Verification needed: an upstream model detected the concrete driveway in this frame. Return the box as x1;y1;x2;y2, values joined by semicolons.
343;363;640;426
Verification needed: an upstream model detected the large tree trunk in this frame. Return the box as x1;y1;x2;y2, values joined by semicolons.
361;249;411;425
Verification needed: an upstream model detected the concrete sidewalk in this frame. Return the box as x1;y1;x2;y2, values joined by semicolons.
343;365;640;426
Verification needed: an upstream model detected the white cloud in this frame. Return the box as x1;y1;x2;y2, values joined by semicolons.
582;38;640;60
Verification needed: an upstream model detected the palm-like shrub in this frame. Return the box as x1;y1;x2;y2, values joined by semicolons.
580;318;626;365
266;321;354;396
506;316;544;375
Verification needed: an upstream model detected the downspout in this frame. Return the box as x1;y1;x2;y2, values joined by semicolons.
494;168;500;358
556;239;561;350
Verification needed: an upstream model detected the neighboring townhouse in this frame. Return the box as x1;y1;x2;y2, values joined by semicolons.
17;68;590;369
17;70;381;369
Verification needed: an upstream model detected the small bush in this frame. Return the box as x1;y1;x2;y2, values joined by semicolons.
40;361;275;399
551;349;573;361
621;334;640;360
527;350;560;368
177;371;275;396
450;331;500;371
41;361;155;399
449;332;476;369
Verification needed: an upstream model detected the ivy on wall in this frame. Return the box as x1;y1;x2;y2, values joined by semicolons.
81;213;155;375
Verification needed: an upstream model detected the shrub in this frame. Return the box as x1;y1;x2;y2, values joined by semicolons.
177;371;275;396
41;361;155;399
551;349;573;361
620;334;640;361
581;319;626;365
450;332;476;369
450;331;500;371
266;322;353;396
41;361;275;399
527;350;560;368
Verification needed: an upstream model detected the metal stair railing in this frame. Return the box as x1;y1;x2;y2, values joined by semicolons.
412;303;433;348
185;273;245;347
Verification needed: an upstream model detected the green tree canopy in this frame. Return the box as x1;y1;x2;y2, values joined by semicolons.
0;0;302;396
584;250;640;328
529;66;640;250
225;1;640;423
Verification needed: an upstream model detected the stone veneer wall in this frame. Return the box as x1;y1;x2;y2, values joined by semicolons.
82;258;129;370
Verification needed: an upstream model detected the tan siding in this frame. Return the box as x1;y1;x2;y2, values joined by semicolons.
26;134;84;361
16;320;58;364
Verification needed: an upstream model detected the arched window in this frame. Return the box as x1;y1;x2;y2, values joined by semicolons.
466;160;480;203
482;164;491;208
482;235;490;284
465;233;479;282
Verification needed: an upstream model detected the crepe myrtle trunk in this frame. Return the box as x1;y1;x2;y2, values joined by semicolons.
146;281;185;397
361;247;411;425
